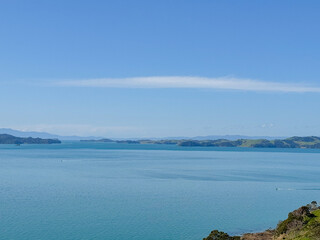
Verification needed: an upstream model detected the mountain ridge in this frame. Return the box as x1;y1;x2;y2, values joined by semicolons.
0;128;286;141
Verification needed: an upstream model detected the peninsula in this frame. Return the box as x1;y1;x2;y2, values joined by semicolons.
0;134;61;144
82;136;320;149
204;202;320;240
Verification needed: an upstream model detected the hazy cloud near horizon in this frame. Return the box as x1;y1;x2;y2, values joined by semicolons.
53;76;320;93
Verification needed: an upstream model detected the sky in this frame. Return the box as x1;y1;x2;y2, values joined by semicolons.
1;0;320;138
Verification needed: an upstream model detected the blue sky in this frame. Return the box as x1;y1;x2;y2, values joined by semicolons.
1;0;320;137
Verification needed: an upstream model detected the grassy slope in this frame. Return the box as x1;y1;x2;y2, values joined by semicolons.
242;137;320;147
238;139;266;147
278;209;320;240
203;206;320;240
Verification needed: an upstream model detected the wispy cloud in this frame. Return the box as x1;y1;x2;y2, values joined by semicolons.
261;123;275;129
53;76;320;93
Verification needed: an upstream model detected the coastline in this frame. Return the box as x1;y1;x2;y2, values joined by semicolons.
82;136;320;149
204;202;320;240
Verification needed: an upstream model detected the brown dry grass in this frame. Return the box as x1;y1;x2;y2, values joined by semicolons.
241;230;274;240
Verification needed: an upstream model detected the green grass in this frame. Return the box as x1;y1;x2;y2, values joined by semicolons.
282;209;320;240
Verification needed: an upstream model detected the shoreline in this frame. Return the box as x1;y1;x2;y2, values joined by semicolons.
203;202;320;240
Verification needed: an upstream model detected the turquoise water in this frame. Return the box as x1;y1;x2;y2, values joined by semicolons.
1;142;320;240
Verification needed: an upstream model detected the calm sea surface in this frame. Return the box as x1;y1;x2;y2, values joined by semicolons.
1;142;320;240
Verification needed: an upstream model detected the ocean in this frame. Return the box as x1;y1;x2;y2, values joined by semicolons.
1;142;320;239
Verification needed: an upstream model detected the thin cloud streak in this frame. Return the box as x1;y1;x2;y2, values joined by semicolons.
54;76;320;93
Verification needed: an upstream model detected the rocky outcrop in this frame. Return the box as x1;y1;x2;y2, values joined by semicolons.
242;230;274;240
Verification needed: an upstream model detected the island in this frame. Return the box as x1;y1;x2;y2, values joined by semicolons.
81;136;320;149
0;134;61;144
204;202;320;239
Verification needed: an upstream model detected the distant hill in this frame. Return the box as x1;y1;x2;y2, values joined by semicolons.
0;128;286;141
144;136;320;148
190;135;284;140
123;135;285;141
0;134;61;144
0;128;101;141
86;136;320;149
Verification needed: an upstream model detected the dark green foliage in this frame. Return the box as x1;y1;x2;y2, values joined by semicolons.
251;140;274;148
178;140;203;146
203;230;240;240
309;143;320;149
0;134;61;144
287;136;320;142
281;139;299;148
204;204;320;240
275;206;314;236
